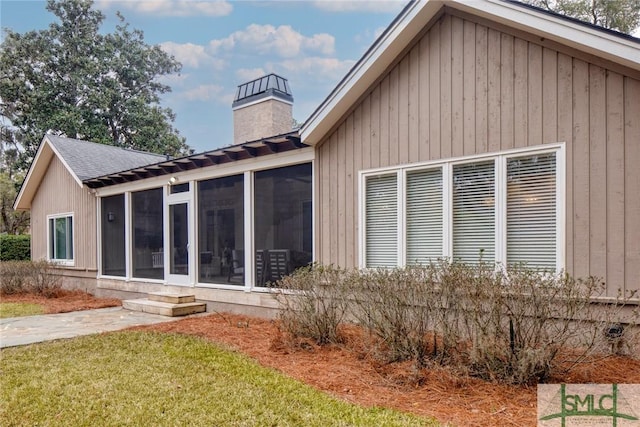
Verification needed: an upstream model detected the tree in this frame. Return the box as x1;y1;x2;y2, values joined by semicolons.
524;0;640;34
0;0;190;171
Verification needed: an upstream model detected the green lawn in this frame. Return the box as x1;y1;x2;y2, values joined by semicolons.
0;302;45;318
0;331;437;426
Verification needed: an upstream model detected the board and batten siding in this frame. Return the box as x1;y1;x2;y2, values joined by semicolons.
30;156;98;271
316;12;640;298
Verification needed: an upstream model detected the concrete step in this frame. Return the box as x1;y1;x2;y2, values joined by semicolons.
148;292;196;304
122;298;206;317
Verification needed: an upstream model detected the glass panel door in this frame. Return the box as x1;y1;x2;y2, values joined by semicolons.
167;201;190;285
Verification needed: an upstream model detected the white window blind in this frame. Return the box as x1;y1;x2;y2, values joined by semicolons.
365;174;398;268
507;153;556;269
452;161;495;264
406;168;443;265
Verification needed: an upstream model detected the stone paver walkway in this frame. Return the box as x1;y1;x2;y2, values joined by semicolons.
0;307;184;348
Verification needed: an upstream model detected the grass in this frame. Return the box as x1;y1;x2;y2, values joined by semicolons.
0;302;45;318
0;331;437;426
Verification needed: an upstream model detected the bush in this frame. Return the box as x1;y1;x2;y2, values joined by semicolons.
275;264;354;345
0;260;62;297
276;261;639;385
0;234;31;261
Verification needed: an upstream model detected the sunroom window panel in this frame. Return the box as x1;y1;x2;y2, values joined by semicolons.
198;175;244;285
254;163;312;287
365;174;398;268
452;161;495;264
507;153;556;269
131;188;164;280
406;168;443;265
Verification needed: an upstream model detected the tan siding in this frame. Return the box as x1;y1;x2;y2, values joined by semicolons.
429;25;441;160
345;114;356;268
606;72;625;294
462;19;475;157
418;34;430;160
588;65;607;281
30;156;97;270
500;33;515;151
557;53;573;274
440;15;452;159
408;47;420;162
572;59;590;279
528;44;543;147
487;29;501;153
315;12;640;298
625;77;640;296
475;24;488;154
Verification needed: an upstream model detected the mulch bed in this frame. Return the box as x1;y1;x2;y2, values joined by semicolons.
0;290;121;314
4;294;638;426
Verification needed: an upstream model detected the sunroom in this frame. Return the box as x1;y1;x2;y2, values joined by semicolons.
91;132;313;292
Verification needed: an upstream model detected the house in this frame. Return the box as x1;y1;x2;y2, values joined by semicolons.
14;0;640;315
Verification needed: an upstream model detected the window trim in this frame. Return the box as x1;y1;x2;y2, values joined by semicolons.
46;212;75;266
359;144;565;270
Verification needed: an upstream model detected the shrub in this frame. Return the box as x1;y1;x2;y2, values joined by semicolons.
349;267;438;366
275;264;353;345
0;260;62;296
277;260;639;385
0;234;31;261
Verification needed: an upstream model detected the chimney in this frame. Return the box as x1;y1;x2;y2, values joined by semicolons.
232;74;294;145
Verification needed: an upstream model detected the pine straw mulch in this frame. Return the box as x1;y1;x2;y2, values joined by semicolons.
130;313;640;427
0;290;121;314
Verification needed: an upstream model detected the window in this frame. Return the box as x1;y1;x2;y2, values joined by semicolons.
254;163;312;286
48;214;73;264
452;161;495;264
198;174;244;285
506;153;556;268
365;174;398;268
406;168;443;265
361;146;563;270
101;194;125;276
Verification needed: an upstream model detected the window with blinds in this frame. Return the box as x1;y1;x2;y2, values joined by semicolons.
365;174;398;268
452;161;495;264
507;153;556;269
361;146;561;270
406;168;443;265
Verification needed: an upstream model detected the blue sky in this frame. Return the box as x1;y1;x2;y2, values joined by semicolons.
1;0;406;153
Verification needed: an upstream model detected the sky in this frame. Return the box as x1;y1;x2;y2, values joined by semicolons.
0;0;407;153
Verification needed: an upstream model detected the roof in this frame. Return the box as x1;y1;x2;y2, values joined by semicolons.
13;135;166;210
300;0;640;146
84;131;307;189
46;136;167;181
232;73;293;109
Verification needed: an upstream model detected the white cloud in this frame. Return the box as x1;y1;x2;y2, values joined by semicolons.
278;57;356;82
96;0;233;17
209;24;335;58
182;84;225;101
160;42;226;70
235;68;267;82
311;0;404;13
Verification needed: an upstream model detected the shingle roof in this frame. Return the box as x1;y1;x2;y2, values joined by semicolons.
46;135;167;181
